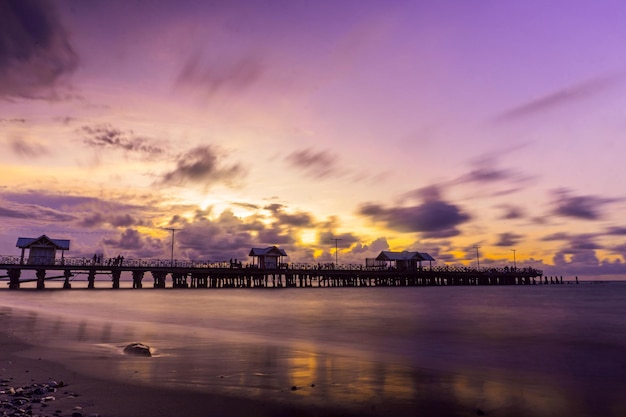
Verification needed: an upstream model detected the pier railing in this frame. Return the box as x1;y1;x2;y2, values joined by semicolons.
0;255;542;276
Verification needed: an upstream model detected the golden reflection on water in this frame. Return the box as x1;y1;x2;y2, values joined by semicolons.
285;343;417;406
450;369;581;417
0;305;620;417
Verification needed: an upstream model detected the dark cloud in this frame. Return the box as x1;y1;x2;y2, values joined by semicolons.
541;232;570;241
494;232;524;247
568;235;601;251
456;166;517;184
264;203;285;213
1;190;152;231
9;137;49;157
447;155;533;199
496;204;525;220
158;145;246;188
0;0;78;99
551;189;617;220
276;211;314;227
0;199;75;222
285;148;339;179
317;231;360;248
175;52;263;99
606;226;626;236
266;204;314;228
174;213;255;261
80;124;165;157
495;73;623;123
103;228;164;257
547;245;626;278
347;237;389;255
231;201;260;211
77;211;143;229
359;197;470;239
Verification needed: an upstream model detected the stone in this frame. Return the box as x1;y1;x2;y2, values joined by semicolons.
123;342;152;357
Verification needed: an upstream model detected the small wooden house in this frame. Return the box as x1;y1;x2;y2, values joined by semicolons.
16;235;70;265
374;250;435;270
248;246;287;269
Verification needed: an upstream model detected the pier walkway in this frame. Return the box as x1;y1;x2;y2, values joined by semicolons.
0;256;553;289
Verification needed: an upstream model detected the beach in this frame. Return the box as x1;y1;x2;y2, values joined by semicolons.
0;317;466;417
0;319;462;417
1;285;625;416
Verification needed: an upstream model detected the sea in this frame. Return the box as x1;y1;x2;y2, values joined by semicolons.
0;281;625;416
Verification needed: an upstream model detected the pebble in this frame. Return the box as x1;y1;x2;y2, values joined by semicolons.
0;375;98;417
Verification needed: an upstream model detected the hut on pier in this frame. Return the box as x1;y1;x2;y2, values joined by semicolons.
16;235;70;265
249;246;288;269
374;250;435;270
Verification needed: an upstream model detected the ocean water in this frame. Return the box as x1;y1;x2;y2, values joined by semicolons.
1;283;625;416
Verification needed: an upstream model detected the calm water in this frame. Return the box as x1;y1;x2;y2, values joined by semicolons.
1;283;625;416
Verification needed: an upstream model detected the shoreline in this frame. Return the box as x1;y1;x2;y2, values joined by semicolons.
1;330;378;417
0;308;453;417
2;287;624;417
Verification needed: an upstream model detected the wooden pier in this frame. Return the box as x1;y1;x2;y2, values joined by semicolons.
0;256;553;289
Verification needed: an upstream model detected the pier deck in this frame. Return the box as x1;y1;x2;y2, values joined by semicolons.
0;256;553;289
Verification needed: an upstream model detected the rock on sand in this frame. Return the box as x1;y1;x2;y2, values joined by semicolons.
123;343;152;357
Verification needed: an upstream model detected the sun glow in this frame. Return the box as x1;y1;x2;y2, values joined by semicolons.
300;229;317;245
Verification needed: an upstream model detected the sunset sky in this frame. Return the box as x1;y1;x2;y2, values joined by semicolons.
2;0;626;278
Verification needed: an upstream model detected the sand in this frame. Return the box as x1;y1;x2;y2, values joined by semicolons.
0;302;595;417
1;322;463;417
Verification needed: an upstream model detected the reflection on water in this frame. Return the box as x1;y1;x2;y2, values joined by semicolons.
1;285;626;416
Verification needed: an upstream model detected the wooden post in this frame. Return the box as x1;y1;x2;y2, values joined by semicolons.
132;270;144;288
63;269;72;289
88;268;96;288
36;269;46;289
112;269;121;289
8;268;20;289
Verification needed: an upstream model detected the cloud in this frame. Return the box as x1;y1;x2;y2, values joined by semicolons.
174;52;263;99
77;211;144;229
606;226;626;236
495;74;623;122
0;0;78;99
541;232;570;241
497;204;526;220
494;232;524;247
103;228;164;257
285;148;340;179
551;188;617;221
80;124;165;157
358;196;470;239
0;198;76;222
264;204;314;228
447;154;533;198
158;145;246;188
348;237;390;255
9;137;49;157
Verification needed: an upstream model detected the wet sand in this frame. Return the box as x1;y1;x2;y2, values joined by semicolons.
0;316;466;417
1;289;623;417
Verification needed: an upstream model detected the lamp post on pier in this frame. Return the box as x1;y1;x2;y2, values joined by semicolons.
331;238;342;266
511;249;517;270
164;228;181;266
474;245;481;269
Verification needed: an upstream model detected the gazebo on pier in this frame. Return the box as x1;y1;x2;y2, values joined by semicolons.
16;235;70;265
374;250;435;270
249;246;288;269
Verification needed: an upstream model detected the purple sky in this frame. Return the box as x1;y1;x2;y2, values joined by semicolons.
2;0;626;278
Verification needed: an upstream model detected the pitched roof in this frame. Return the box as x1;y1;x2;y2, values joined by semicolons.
249;246;288;257
375;251;435;262
419;252;436;261
16;235;70;250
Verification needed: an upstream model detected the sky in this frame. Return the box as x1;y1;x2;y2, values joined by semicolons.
2;0;626;278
